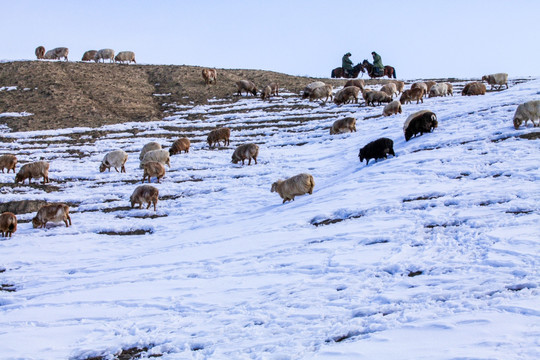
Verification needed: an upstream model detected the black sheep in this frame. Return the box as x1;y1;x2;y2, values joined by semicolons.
358;137;395;165
404;110;438;141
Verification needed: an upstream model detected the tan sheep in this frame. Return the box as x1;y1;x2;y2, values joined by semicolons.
309;84;333;102
35;46;45;60
392;80;405;94
15;161;49;184
380;83;398;98
271;173;315;204
482;73;508;90
140;142;162;161
383;100;402;117
142;161;166;183
0;154;17;173
344;79;365;91
400;88;425;104
236;80;257;96
462;81;486;96
100;150;128;173
140;149;171;168
114;51;136;64
302;81;326;99
330;117;357;134
261;83;279;100
362;88;375;101
202;68;217;85
424;81;436;95
130;185;159;211
0;212;17;237
231;143;259;165
428;83;449;98
445;82;454;96
169;138;190;155
365;90;392;106
513;100;540;129
81;50;97;61
32;203;71;228
411;82;428;98
207;127;231;148
334;86;361;105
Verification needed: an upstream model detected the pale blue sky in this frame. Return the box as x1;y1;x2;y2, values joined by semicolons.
3;0;539;79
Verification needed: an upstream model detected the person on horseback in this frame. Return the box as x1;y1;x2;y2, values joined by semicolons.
371;51;384;77
342;52;354;78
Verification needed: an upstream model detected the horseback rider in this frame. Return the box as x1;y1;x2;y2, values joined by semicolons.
342;52;354;78
371;51;384;77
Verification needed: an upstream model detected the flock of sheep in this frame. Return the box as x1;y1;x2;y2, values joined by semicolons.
34;46;136;63
1;64;539;237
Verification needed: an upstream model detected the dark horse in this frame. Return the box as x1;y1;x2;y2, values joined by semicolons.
361;60;396;79
331;63;365;78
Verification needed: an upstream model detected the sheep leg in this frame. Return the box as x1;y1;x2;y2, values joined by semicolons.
121;165;126;173
253;157;257;165
153;201;157;211
114;167;119;172
67;214;72;226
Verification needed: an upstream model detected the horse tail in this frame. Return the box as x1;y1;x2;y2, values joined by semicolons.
392;67;396;79
331;69;335;78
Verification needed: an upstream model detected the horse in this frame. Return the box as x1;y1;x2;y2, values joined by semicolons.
331;63;364;78
361;60;396;79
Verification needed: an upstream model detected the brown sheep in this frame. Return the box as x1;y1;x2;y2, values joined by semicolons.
334;86;361;105
271;173;315;204
330;117;357;135
142;162;166;183
207;127;231;147
424;81;437;95
236;80;257;96
0;212;17;237
130;185;159;211
81;50;97;61
169;138;190;155
400;88;425;104
15;161;49;184
0;154;17;173
462;82;487;96
261;83;279;100
202;68;217;85
231;143;259;165
344;79;365;91
35;46;45;60
32;203;72;228
411;82;428;98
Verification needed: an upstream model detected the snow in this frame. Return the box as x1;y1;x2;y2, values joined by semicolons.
0;78;539;359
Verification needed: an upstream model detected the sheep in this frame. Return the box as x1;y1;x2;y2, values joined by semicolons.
130;185;159;211
94;49;115;63
334;86;361;105
411;82;428;97
202;68;217;85
231;143;259;165
81;50;97;61
261;83;279;100
362;88;375;101
365;90;392;106
445;82;454;96
330;117;357;134
236;80;257;96
114;51;136;64
424;81;436;95
399;88;425;104
15;161;49;184
140;142;162;161
344;79;365;91
0;154;17;173
302;81;326;99
309;84;333;102
513;100;540;129
380;83;398;98
35;46;45;60
142;161;166;183
43;47;69;61
32;203;71;228
207;127;231;148
482;73;508;90
358;137;395;165
392;80;405;94
462;81;486;96
169;138;190;155
100;150;128;173
428;83;449;98
271;173;315;204
382;100;402;117
0;212;17;237
140;149;171;169
403;110;438;141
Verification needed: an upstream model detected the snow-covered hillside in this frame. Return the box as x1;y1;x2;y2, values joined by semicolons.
0;78;539;359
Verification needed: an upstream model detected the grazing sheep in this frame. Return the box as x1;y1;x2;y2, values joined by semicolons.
403;110;438;141
0;212;17;237
81;50;97;61
362;88;375;101
334;86;361;105
330;117;357;134
261;83;279;100
392;80;405;94
358;137;395;165
365;90;392;106
424;81;436;95
513;100;540;129
344;79;365;91
236;80;257;96
140;149;171;168
411;82;428;98
114;51;136;64
94;48;115;63
482;73;508;90
100;150;128;173
428;82;449;98
382;100;402;117
130;185;159;211
0;154;17;173
302;81;326;99
202;68;217;85
310;84;333;102
462;81;486;96
32;203;71;228
15;161;49;184
207;127;231;148
43;47;69;61
231;143;259;165
400;88;425;104
271;173;315;204
445;82;454;96
380;83;398;98
142;161;166;183
140;142;162;161
169;138;190;155
35;46;45;60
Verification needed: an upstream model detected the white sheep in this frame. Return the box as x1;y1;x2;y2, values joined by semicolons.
100;150;128;173
428;83;449;98
140;149;171;169
114;51;136;64
309;84;333;102
140;142;162;161
94;49;115;63
380;83;398;98
271;173;315;204
382;100;402;117
302;81;326;99
513;100;540;129
482;73;508;90
43;47;69;61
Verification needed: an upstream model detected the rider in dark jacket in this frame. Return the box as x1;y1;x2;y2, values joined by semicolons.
371;51;383;76
342;52;353;77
